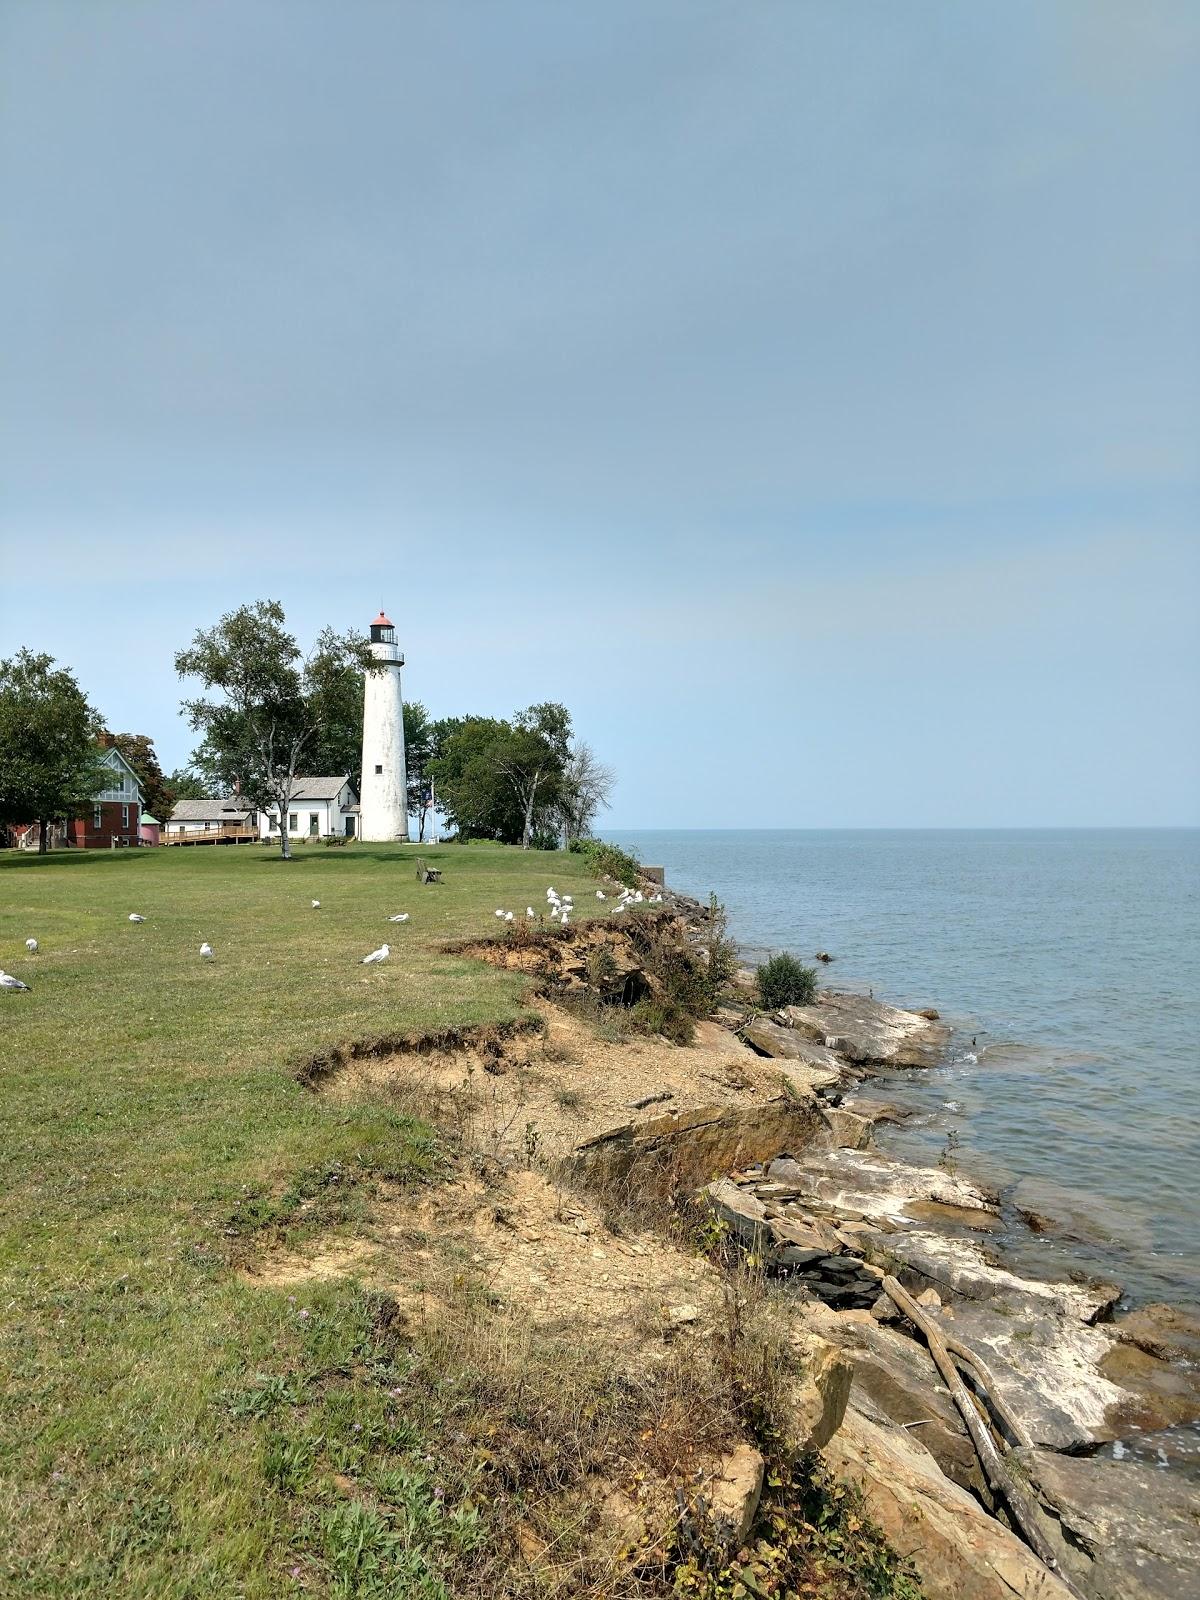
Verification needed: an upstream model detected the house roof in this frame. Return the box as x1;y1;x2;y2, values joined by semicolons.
98;746;142;783
169;798;256;822
289;776;354;800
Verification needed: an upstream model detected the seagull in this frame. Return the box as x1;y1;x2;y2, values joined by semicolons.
199;943;214;960
504;911;514;922
386;913;410;923
495;909;506;918
25;939;38;953
1;970;30;992
311;900;321;910
128;913;145;923
526;907;535;918
550;908;559;920
611;903;625;914
361;943;390;965
596;891;606;900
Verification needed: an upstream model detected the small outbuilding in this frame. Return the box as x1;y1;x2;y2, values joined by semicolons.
165;798;259;843
139;814;162;846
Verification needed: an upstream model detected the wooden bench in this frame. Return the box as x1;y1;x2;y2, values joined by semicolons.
415;857;442;884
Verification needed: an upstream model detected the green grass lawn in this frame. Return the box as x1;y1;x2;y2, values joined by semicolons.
0;841;607;1598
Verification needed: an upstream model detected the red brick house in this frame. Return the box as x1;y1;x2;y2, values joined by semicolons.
13;746;144;850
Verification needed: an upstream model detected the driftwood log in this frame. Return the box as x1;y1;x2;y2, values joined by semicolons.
882;1274;1083;1598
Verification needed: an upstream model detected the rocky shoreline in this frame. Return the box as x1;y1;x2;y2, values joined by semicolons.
298;880;1199;1598
656;882;1200;1600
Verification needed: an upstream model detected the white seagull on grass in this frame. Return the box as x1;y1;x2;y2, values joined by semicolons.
361;943;390;965
386;913;410;923
25;939;38;953
199;943;214;960
1;970;30;992
311;900;321;909
128;913;145;923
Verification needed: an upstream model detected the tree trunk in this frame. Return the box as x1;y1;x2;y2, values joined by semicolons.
521;772;540;849
38;818;49;855
277;804;292;859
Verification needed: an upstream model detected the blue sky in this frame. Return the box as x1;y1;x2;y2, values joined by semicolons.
2;2;1197;826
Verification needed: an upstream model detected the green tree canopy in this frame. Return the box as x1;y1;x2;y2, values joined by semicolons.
0;648;109;853
166;768;210;802
174;600;374;858
304;643;371;793
428;703;574;847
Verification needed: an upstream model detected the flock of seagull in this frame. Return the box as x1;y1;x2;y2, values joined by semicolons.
2;879;666;991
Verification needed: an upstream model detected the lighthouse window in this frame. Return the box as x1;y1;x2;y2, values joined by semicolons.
374;764;383;775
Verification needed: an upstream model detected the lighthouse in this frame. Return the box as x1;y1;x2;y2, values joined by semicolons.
359;611;409;841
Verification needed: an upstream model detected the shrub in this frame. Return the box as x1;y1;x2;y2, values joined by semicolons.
701;892;739;992
629;996;695;1046
568;836;641;888
757;953;819;1011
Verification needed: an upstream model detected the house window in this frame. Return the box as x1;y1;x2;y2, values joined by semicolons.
122;805;129;828
288;813;298;832
375;764;383;775
93;804;102;830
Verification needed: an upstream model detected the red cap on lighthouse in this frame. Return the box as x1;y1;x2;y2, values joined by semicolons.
371;611;394;629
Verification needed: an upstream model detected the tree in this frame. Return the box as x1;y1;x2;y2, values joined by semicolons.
102;732;173;820
167;768;210;801
174;600;375;859
0;649;109;853
427;717;520;842
430;704;573;847
555;741;615;844
403;702;436;841
305;642;371;794
496;702;573;849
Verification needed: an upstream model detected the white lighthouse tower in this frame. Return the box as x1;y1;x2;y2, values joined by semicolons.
359;610;409;842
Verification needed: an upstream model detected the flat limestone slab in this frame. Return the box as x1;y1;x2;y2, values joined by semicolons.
781;992;950;1068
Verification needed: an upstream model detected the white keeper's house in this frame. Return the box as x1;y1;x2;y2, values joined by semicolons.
258;776;359;841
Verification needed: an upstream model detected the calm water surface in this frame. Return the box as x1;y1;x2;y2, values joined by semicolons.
609;829;1200;1311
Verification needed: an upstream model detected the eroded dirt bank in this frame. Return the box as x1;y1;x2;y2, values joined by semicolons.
248;896;1199;1600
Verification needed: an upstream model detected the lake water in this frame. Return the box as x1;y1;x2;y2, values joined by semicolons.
608;829;1200;1312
